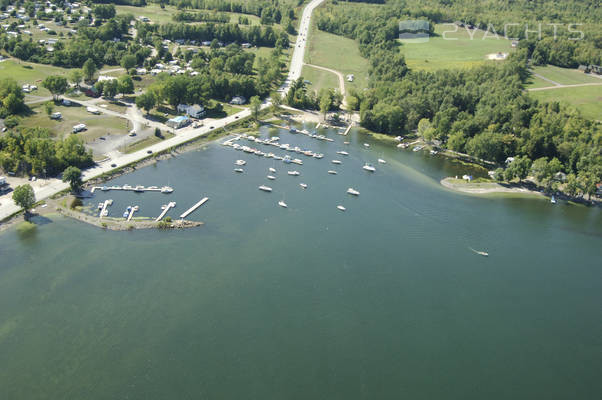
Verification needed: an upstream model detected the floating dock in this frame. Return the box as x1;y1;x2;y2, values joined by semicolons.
91;185;173;194
127;205;139;221
99;199;113;218
155;202;176;222
342;124;352;136
180;197;209;219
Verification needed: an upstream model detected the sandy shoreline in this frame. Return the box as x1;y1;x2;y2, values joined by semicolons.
440;177;544;196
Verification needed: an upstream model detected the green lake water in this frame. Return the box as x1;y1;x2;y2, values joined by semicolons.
1;125;601;399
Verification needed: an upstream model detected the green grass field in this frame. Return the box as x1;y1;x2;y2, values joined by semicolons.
20;103;128;142
529;65;601;86
529;85;602;120
399;23;514;71
115;4;177;24
301;65;339;94
0;59;72;97
305;27;369;91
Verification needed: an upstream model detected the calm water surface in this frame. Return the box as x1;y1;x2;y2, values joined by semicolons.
1;125;601;399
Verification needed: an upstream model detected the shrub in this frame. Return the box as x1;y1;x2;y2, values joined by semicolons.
70;197;83;209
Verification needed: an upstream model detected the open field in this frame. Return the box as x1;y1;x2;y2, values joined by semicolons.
0;59;72;97
399;23;514;71
301;64;339;94
20;102;128;142
116;4;177;24
529;65;601;86
305;26;369;91
528;85;602;120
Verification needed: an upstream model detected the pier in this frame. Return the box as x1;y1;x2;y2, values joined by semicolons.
99;199;113;218
127;205;139;221
155;202;176;222
342;124;352;136
180;197;209;219
91;185;173;194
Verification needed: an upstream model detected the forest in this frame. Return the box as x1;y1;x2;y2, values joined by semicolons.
313;0;601;192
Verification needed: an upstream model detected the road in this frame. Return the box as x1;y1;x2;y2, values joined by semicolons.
304;63;347;108
0;0;326;221
527;82;602;92
281;0;326;95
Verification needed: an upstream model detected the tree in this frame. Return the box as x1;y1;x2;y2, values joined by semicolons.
62;166;83;193
42;75;68;101
504;156;532;182
319;93;331;121
564;173;580;197
0;78;25;115
103;79;118;98
120;54;137;71
135;92;156;115
44;101;54;117
270;91;282;111
117;75;134;96
69;69;83;88
12;184;35;219
82;58;97;82
250;96;261;122
417;118;435;141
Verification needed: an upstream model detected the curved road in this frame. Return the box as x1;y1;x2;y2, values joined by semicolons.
0;0;326;221
304;63;347;108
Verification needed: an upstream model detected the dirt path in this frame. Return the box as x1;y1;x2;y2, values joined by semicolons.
528;82;602;91
304;63;347;109
532;72;561;86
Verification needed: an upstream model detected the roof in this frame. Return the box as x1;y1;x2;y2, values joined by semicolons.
170;116;189;122
188;104;204;112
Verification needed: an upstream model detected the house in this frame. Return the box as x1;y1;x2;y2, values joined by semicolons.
590;65;602;75
511;40;519;48
578;65;589;72
505;156;515;164
186;104;205;119
346;74;354;82
85;86;100;97
202;41;212;46
72;123;86;133
97;75;116;82
166;116;190;129
241;42;252;48
136;68;147;75
230;96;246;105
554;171;567;182
177;104;190;113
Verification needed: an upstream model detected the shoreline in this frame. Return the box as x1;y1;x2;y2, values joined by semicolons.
441;177;544;196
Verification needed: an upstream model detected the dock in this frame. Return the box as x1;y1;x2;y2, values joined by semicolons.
99;199;113;218
155;202;176;222
180;197;209;219
91;185;173;194
127;205;139;221
342;124;352;136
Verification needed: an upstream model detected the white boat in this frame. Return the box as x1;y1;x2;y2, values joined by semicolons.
234;168;244;173
258;185;272;192
267;175;276;180
430;150;438;155
278;200;288;208
337;205;346;211
413;145;424;152
337;151;349;156
363;163;376;172
235;159;246;166
299;183;308;189
332;160;342;164
378;158;386;164
161;186;173;193
551;196;557;204
344;141;350;145
269;167;276;173
328;170;337;175
347;188;360;196
363;143;370;148
288;170;300;176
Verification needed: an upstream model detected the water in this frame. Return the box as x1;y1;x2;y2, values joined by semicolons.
1;125;601;399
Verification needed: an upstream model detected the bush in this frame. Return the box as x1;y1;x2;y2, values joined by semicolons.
164;216;172;223
70;197;83;209
4;115;19;128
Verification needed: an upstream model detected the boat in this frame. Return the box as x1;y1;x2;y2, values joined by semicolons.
292;159;303;165
235;159;246;166
344;141;350;145
413;145;424;152
97;202;103;210
337;151;349;156
328;170;337;175
234;168;244;173
551;195;557;204
313;153;324;159
134;185;145;192
430;150;438;155
160;186;173;193
363;163;376;172
337;205;346;211
332;160;342;164
269;167;276;173
363;143;370;148
288;171;300;176
469;247;489;257
299;183;308;189
258;185;273;192
101;186;108;191
347;188;360;196
267;175;276;180
283;155;292;164
378;158;386;164
278;200;288;208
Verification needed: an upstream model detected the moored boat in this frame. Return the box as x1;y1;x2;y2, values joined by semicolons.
259;185;273;192
347;188;360;196
288;170;300;176
337;205;346;211
363;163;376;172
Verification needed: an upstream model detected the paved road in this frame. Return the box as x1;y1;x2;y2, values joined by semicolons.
281;0;326;95
0;0;326;221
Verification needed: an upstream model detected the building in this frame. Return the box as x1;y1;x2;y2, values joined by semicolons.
166;116;190;129
346;74;354;82
177;104;190;113
186;104;206;119
230;96;246;105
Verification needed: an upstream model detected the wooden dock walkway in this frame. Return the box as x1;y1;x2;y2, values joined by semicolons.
155;202;176;222
127;205;139;221
342;124;352;136
180;197;209;219
91;185;173;194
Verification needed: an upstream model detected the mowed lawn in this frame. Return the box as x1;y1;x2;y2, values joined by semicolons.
529;65;601;86
529;85;602;120
20;102;128;142
115;4;177;24
304;27;369;91
0;59;71;97
399;23;514;71
301;65;340;94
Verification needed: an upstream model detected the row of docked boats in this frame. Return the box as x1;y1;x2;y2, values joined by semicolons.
95;184;173;193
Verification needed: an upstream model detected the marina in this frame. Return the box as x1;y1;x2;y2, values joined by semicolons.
91;185;174;194
155;202;176;222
